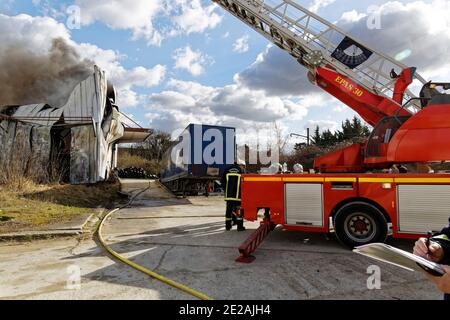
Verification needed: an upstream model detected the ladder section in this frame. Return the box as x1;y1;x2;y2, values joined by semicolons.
213;0;428;112
236;221;272;263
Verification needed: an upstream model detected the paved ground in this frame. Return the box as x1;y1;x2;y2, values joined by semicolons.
0;180;443;300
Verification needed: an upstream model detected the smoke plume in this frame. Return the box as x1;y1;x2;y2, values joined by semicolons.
0;37;94;108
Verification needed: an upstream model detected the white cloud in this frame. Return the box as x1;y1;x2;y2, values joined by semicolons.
236;0;450;101
112;65;167;89
0;13;70;56
173;46;212;77
339;10;366;23
308;0;337;13
71;42;166;108
209;85;297;121
73;0;223;46
305;120;339;133
169;0;222;36
235;45;319;97
149;91;197;110
30;0;64;19
111;65;166;108
338;1;450;73
332;104;347;113
146;78;308;133
125;0;450;137
233;35;250;53
75;0;163;46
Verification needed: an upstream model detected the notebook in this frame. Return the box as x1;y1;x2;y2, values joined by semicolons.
354;243;445;277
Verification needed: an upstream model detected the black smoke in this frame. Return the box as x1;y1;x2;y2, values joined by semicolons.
0;37;94;108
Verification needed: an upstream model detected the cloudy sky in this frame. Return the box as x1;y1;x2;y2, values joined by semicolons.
1;0;449;146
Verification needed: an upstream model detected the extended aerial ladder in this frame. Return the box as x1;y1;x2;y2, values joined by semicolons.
212;0;450;172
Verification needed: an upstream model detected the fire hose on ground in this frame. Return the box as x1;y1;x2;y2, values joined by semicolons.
96;185;212;300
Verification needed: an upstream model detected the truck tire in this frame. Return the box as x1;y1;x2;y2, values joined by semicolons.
334;202;388;249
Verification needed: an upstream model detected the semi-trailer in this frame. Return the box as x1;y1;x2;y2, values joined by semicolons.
161;124;237;196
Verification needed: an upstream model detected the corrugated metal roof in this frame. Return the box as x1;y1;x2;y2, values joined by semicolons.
13;104;44;116
6;67;108;127
12;103;63;126
119;128;152;144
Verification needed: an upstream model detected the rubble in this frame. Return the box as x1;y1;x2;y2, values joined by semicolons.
117;167;157;180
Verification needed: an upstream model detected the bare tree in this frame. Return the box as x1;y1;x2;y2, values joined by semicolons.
272;121;290;158
125;131;172;161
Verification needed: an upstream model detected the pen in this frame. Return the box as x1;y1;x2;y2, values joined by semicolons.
426;231;433;255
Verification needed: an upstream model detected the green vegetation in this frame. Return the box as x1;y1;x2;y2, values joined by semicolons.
298;116;371;150
287;116;371;170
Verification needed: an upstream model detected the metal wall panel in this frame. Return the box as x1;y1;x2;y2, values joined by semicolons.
11;123;33;173
31;126;51;180
70;125;96;184
285;183;323;227
0;121;6;169
398;185;450;234
4;122;17;167
0;67;123;185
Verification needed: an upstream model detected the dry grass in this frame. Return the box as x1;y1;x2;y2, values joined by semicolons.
118;150;162;175
0;128;122;233
0;180;121;234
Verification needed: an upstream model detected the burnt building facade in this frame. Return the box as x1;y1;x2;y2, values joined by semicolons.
0;66;150;184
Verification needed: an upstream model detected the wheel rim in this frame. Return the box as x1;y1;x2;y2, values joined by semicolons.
343;212;377;244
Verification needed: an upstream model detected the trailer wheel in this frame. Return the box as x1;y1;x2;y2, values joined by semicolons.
334;202;388;249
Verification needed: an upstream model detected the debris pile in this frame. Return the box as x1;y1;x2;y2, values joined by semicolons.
117;167;157;180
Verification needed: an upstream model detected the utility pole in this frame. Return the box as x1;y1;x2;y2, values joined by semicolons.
290;129;311;146
307;128;310;146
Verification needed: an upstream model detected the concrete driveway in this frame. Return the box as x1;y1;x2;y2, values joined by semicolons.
0;180;442;300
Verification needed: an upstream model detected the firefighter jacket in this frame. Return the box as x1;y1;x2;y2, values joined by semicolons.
222;164;243;202
432;217;450;301
432;217;450;265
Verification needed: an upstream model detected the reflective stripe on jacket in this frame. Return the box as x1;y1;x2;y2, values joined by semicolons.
225;173;241;201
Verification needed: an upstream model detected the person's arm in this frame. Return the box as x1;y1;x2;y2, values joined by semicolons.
414;238;445;262
433;219;450;264
432;234;450;265
414;219;450;263
426;265;450;294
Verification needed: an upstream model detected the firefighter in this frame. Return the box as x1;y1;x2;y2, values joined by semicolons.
413;218;450;300
221;160;246;231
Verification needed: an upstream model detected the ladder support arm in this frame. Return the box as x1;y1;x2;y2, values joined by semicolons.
212;0;428;118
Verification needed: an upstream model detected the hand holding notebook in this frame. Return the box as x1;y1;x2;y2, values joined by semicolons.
354;243;446;277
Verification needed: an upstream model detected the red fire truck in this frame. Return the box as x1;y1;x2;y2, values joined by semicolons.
214;0;450;247
242;174;450;247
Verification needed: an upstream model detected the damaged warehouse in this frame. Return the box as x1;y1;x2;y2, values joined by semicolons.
0;66;151;184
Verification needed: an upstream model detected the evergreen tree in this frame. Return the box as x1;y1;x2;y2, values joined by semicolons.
310;116;371;148
313;126;321;146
